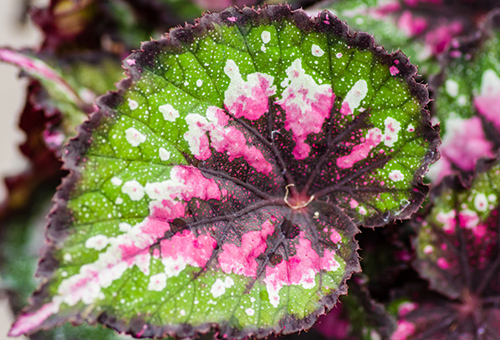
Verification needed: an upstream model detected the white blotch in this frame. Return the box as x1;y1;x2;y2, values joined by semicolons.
488;194;497;202
128;98;138;110
119;223;132;232
457;95;467;106
423;245;434;254
336;52;342;58
210;277;234;298
180;310;186;316
389;170;404;182
125;127;146;147
445;80;459;97
359;206;367;215
407;123;415;132
260;45;266;53
383;117;401;147
121;180;145;201
115;197;123;205
111;177;122;186
311;44;324;57
148;273;167;291
261;31;271;44
85;235;109;251
158;104;179;122
480;69;500;96
63;253;72;262
343;80;368;113
474;193;488;212
159;147;171;161
196;79;203;87
245;308;255;316
162;256;187;278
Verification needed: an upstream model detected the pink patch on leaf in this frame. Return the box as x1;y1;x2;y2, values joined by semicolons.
391;320;416;340
425;21;463;55
329;230;342;243
9;302;59;337
439;116;493;172
264;234;339;307
436;210;456;234
160;230;217;268
398;11;428;36
474;70;500;132
184;108;273;174
437;257;450;269
224;59;276;121
277;59;335;160
398;302;418;317
337;128;382;169
218;221;275;277
390;66;400;76
458;209;479;229
340;101;352;116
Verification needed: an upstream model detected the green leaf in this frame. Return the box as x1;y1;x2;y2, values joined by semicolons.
311;0;454;76
10;6;438;339
428;10;500;184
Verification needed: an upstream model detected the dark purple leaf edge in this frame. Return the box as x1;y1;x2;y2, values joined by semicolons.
21;5;439;339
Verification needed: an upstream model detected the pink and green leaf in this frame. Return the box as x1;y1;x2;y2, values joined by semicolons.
410;157;500;337
10;6;438;339
428;10;500;184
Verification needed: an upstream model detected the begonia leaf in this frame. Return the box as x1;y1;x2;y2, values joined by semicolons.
428;9;500;184
309;0;471;76
10;6;438;339
411;157;500;337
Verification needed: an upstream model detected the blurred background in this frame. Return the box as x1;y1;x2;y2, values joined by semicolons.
0;1;45;339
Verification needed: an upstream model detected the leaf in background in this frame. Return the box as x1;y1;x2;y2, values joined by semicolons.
318;273;396;340
428;9;500;185
308;0;476;77
10;6;437;339
411;157;500;338
0;49;123;151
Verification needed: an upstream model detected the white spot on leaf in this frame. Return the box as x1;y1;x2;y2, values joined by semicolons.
210;277;234;298
261;31;271;44
389;170;404;182
158;104;179;122
383;117;401;147
311;44;324;57
85;235;109;251
125;127;146;147
111;177;122;186
159;147;171;161
121;180;145;201
342;80;368;114
445;79;459;97
474;193;488;212
128;98;138;110
119;223;132;232
148;273;167;291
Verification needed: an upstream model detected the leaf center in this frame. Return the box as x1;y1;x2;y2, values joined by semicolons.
284;184;315;210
